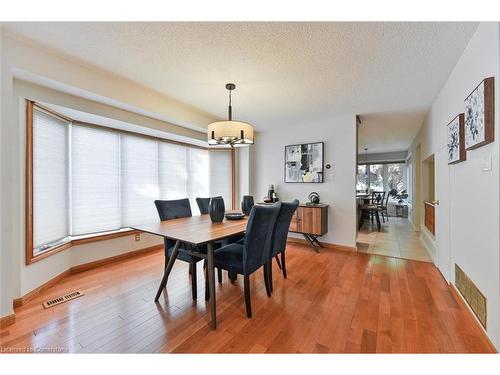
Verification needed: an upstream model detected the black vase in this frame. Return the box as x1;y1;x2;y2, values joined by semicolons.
209;197;225;223
241;195;254;216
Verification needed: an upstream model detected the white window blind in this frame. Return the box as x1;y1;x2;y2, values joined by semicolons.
158;142;187;200
33;109;70;253
71;124;121;235
121;135;159;227
187;147;209;215
31;105;233;255
209;151;232;207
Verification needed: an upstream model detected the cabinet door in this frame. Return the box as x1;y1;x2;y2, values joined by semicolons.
300;207;322;235
289;210;300;232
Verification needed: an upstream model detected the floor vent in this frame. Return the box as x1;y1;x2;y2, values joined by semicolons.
42;290;84;309
455;264;487;328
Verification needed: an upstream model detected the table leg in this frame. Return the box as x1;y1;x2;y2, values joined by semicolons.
154;240;180;302
207;242;217;329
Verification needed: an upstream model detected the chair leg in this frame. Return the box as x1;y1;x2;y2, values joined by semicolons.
263;264;272;297
243;275;252;318
191;263;197;301
229;271;237;284
381;210;385;223
164;256;169;271
268;261;273;293
281;251;287;279
375;211;381;231
275;255;282;270
217;268;223;284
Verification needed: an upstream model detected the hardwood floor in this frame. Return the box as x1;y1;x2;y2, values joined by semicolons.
0;243;495;353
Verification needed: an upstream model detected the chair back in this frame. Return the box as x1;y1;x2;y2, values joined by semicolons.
154;198;192;249
271;199;299;257
196;196;223;214
371;191;385;205
383;192;390;207
242;203;281;275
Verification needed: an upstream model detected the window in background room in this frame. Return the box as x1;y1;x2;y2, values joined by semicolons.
386;163;405;192
356;164;368;191
369;164;384;191
33;108;70;254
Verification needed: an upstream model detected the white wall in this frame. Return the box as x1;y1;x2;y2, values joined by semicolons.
252;115;357;248
0;30;217;319
408;22;500;349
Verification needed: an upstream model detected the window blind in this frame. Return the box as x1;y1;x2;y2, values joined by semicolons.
31;105;233;255
186;147;209;215
209;151;232;208
158;142;187;200
71;124;121;235
121;135;159;227
33;109;70;252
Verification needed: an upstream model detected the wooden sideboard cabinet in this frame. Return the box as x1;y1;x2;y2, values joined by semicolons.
289;203;328;252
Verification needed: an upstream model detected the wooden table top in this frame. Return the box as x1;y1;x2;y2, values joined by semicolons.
131;214;248;245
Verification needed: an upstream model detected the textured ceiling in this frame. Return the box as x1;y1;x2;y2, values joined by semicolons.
5;22;478;148
358;110;427;153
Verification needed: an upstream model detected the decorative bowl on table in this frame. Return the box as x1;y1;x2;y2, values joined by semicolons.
224;212;245;220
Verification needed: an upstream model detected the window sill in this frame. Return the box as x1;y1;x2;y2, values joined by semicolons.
27;229;140;265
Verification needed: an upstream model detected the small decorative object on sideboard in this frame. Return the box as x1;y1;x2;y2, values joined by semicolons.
306;192;320;205
264;184;279;203
209;196;225;223
241;195;254;216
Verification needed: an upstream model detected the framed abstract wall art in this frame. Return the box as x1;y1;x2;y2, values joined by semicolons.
447;113;466;164
284;142;324;183
464;77;495;150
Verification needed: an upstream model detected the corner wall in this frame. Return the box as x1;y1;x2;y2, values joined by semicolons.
408;22;500;349
252;114;357;248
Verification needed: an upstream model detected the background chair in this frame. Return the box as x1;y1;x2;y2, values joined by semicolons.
267;199;299;291
379;192;390;222
213;203;281;318
196;196;221;214
154;198;205;300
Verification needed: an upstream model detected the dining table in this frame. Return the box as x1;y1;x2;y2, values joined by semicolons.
131;213;248;330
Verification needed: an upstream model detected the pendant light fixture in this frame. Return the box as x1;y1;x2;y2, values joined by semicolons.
364;147;369;177
207;83;254;147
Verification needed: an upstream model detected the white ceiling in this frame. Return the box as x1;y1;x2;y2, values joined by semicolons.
5;22;478;147
357;110;427;153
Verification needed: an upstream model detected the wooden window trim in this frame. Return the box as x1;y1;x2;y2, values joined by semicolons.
25;100;236;265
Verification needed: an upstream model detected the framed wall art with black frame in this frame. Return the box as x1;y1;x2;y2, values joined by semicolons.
284;142;324;183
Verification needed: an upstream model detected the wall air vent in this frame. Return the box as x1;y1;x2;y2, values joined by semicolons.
42;290;84;309
455;264;486;328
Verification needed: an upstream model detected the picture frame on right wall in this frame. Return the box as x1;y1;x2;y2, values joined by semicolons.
464;76;495;150
447;113;466;164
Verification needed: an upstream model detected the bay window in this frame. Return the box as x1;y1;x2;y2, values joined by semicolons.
27;102;233;263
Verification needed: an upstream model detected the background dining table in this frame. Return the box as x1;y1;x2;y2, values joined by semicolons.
132;213;248;329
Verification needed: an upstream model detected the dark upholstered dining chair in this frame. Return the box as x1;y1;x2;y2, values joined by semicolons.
196;195;245;283
213;203;281;318
154;198;205;301
267;199;299;291
195;197;221;214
